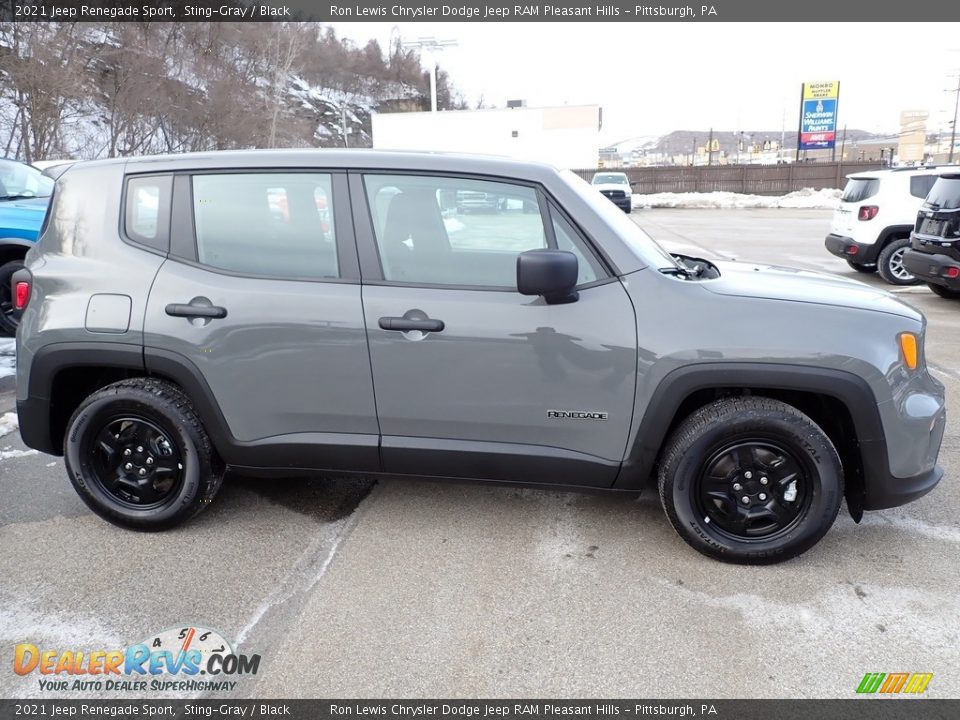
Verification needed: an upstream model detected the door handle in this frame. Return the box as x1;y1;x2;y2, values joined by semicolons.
378;316;444;332
165;303;227;319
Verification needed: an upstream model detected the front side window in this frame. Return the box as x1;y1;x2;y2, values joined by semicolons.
363;174;547;287
192;173;337;279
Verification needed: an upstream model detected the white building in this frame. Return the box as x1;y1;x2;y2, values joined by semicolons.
372;105;601;169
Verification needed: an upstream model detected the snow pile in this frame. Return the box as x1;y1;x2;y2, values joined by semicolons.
0;412;17;438
633;187;841;210
0;338;15;379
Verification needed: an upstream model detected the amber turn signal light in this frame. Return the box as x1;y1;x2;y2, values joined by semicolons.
899;332;918;370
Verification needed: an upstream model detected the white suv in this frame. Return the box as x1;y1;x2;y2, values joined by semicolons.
825;166;957;285
591;171;633;213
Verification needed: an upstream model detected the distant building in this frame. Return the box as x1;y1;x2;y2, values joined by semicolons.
372;104;601;169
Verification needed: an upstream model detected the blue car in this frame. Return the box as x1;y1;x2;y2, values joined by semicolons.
1;159;53;335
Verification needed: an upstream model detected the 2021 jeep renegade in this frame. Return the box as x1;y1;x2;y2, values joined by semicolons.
13;150;947;564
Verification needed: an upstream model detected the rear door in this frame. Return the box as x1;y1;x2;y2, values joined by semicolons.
351;171;638;487
143;170;378;471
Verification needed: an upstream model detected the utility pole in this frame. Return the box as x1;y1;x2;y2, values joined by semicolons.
402;36;459;112
707;127;714;166
949;73;960;163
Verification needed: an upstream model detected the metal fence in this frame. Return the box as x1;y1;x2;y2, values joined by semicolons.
573;161;884;196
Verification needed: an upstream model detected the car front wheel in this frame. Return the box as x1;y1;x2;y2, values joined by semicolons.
64;378;223;530
658;397;842;564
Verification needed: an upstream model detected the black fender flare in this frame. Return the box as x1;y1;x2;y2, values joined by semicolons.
613;362;889;519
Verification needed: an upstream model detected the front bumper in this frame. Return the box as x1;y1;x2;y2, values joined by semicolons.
825;233;880;265
863;463;943;510
902;249;960;289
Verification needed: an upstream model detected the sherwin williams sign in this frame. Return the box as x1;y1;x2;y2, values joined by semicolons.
799;81;840;150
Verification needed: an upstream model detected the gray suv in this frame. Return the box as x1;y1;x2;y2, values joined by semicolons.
13;150;946;564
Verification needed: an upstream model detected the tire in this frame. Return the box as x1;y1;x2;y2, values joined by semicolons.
64;378;223;530
658;397;843;565
623;206;632;214
877;237;921;286
846;259;876;274
0;259;25;336
928;283;960;299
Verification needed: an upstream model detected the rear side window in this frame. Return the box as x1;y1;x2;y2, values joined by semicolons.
124;175;172;251
910;175;938;200
191;173;338;280
925;176;960;210
841;178;880;203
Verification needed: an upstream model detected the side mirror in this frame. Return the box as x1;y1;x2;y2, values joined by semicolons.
517;249;579;304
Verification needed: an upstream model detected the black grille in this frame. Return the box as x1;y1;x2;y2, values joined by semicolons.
601;190;626;199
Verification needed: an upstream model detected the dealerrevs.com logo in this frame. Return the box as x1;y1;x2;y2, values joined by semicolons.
855;672;933;694
13;626;260;693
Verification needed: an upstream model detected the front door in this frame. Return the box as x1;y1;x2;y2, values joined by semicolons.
352;172;637;487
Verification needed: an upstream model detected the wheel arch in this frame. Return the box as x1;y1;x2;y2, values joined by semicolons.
615;363;887;521
18;342;234;462
0;240;32;266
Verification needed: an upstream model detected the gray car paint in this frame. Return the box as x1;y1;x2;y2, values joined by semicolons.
15;149;945;496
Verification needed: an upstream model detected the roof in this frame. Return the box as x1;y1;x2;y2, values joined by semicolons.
66;148;562;183
847;164;960;180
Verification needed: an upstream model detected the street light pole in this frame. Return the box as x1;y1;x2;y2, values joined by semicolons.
401;36;459;112
949;73;960;163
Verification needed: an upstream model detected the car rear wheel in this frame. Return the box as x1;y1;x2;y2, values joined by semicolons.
64;378;223;530
877;238;921;286
928;283;960;299
658;397;843;564
0;259;25;336
846;259;876;274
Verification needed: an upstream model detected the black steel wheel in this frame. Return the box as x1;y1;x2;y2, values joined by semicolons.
64;378;223;530
658;397;842;564
695;440;812;541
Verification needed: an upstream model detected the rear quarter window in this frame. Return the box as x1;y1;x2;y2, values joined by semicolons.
124;175;172;252
910;175;938;200
841;178;880;203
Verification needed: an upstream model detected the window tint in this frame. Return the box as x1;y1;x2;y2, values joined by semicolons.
925;177;960;210
552;212;604;285
124;175;171;251
841;178;880;203
910;175;938;200
364;174;547;287
192;173;337;279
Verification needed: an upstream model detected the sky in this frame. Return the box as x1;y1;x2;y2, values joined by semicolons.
331;21;960;146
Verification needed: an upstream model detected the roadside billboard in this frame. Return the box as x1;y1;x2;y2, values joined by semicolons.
799;81;840;150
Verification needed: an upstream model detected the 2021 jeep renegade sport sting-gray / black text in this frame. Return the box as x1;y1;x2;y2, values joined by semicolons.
12;150;946;564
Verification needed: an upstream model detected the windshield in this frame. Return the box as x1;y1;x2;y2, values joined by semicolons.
560;170;679;270
592;174;628;185
925;176;960;210
0;159;54;199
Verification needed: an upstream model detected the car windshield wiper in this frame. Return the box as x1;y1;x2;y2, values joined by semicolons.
0;193;42;201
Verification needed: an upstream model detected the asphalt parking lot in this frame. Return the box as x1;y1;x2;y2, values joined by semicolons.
2;208;958;699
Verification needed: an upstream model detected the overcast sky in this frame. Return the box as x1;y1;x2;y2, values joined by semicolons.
331;22;960;145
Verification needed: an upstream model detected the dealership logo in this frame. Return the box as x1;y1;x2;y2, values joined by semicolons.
855;672;933;694
13;626;259;693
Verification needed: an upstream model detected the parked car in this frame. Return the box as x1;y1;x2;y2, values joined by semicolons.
824;166;956;285
591;172;633;213
902;172;960;299
14;150;945;564
0;158;54;335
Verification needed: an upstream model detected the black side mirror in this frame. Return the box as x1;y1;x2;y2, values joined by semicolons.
517;249;579;304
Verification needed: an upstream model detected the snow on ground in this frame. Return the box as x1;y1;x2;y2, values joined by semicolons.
0;412;16;439
633;187;841;210
0;338;14;379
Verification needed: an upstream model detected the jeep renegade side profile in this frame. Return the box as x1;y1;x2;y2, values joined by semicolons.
14;151;946;564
